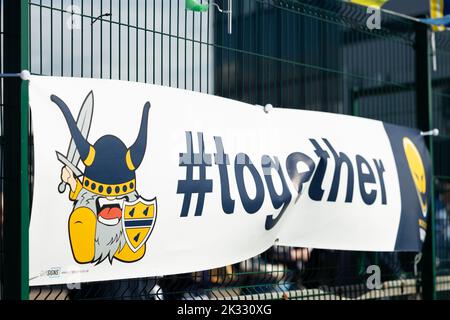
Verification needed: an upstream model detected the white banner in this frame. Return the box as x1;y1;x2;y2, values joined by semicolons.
29;76;431;285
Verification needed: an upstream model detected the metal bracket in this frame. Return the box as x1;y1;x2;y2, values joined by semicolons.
421;128;439;136
92;13;111;25
0;70;31;80
210;2;229;13
255;103;273;113
210;0;232;34
264;104;273;113
187;0;232;34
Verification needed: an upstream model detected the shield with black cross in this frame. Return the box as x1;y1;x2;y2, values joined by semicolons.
122;197;157;252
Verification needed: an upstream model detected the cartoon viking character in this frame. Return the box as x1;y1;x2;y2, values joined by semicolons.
51;92;156;265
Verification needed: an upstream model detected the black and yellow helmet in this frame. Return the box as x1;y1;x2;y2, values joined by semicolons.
51;94;150;197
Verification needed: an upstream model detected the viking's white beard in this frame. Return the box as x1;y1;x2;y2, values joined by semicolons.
94;220;126;264
73;187;140;264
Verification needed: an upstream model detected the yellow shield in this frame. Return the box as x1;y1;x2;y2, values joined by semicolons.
122;197;157;252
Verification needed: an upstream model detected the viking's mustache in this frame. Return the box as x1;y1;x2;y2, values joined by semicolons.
94;196;130;214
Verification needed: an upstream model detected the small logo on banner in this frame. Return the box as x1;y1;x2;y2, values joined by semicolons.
47;267;61;278
403;137;428;218
51;91;157;266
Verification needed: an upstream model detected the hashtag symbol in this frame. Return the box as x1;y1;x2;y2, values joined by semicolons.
177;132;213;217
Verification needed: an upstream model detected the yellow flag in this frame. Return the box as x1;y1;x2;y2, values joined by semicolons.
430;0;446;31
349;0;389;8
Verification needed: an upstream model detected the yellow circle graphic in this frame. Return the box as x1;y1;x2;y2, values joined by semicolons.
402;137;427;216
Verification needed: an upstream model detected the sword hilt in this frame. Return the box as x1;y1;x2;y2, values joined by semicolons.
58;181;67;193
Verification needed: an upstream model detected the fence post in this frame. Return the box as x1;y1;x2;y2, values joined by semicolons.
3;0;30;300
415;22;436;300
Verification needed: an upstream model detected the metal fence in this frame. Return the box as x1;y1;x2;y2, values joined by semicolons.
432;29;450;300
1;0;450;300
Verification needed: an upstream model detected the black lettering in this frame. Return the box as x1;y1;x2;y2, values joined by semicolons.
323;139;354;203
308;139;329;201
356;155;377;205
286;151;316;202
373;159;387;205
235;153;265;214
214;136;235;213
262;155;292;230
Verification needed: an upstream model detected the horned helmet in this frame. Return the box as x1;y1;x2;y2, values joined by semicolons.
51;94;150;197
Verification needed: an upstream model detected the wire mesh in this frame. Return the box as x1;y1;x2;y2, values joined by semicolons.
432;29;450;299
0;0;449;300
0;0;4;300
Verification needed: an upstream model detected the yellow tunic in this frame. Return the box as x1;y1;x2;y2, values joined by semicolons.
68;179;145;264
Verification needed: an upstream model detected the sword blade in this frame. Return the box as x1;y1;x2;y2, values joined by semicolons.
65;91;94;165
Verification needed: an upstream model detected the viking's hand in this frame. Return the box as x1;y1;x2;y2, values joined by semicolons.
61;166;77;192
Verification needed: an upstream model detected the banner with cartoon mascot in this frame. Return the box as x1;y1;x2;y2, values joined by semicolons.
29;76;432;285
